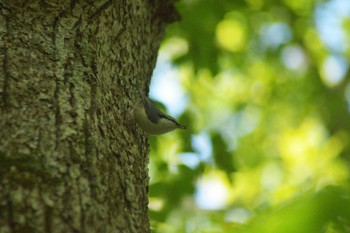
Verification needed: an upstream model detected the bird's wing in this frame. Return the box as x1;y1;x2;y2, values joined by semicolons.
143;96;160;123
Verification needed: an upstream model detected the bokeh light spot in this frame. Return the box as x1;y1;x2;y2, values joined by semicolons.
320;55;348;87
216;18;246;52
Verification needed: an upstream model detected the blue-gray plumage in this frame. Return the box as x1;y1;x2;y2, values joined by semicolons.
134;95;186;135
143;95;161;124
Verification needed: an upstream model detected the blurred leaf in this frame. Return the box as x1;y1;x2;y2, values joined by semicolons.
168;0;243;74
211;132;236;176
238;186;350;233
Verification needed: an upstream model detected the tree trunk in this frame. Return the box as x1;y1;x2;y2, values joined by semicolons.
0;0;177;232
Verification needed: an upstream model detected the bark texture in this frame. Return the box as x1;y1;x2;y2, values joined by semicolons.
0;0;177;232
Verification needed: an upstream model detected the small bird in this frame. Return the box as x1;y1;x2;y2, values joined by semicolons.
134;95;186;135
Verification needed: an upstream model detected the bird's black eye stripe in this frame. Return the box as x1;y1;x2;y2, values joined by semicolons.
162;114;186;128
161;114;177;123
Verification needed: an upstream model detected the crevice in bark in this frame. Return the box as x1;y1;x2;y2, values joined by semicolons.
69;82;77;122
83;109;96;200
52;13;62;150
77;180;86;233
60;180;77;233
52;17;59;45
90;61;98;120
64;59;78;125
89;0;113;21
0;2;12;12
53;76;62;149
1;46;9;110
44;205;53;233
83;109;92;154
70;0;76;14
7;197;14;233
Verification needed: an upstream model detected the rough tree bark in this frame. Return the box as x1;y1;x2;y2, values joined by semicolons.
0;0;178;232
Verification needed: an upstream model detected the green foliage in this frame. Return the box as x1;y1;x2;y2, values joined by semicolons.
240;186;350;233
150;0;350;232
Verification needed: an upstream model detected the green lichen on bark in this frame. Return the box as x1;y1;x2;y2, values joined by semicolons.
0;0;177;232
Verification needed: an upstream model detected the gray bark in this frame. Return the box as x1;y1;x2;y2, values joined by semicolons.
0;0;177;232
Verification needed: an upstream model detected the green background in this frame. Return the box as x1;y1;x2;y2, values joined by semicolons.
149;0;350;232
